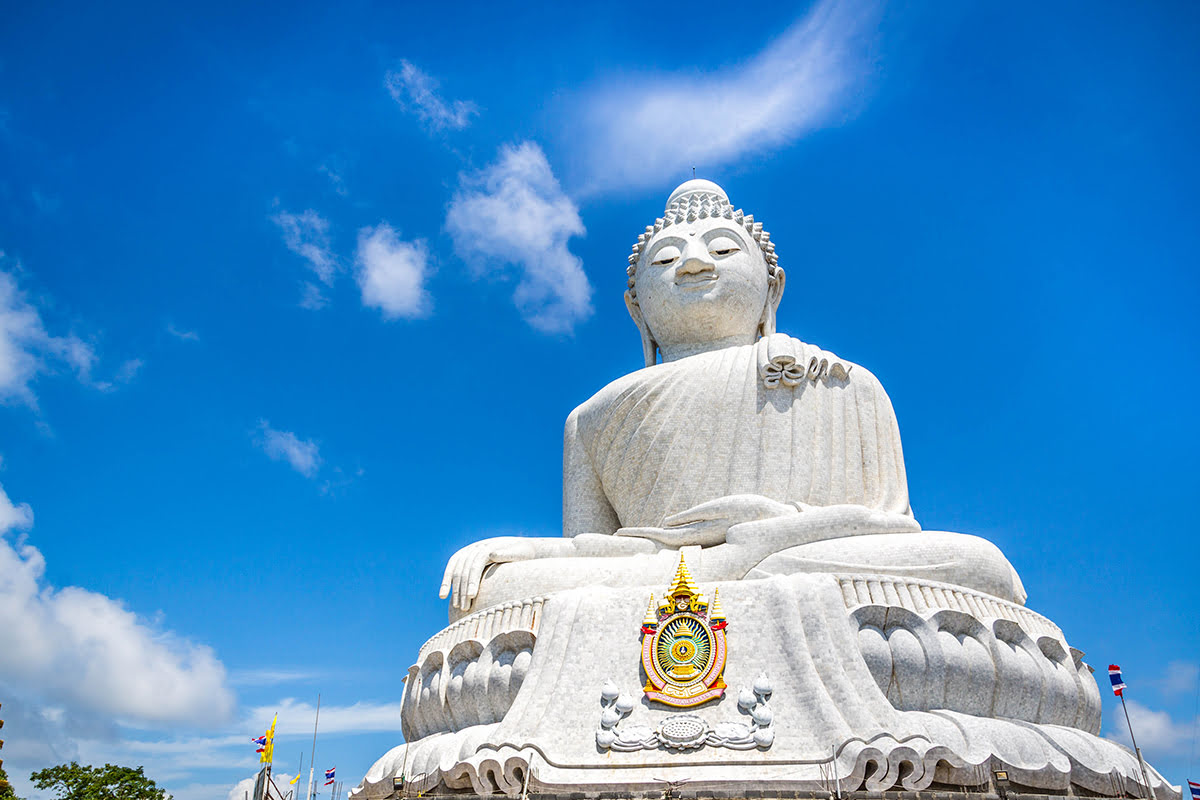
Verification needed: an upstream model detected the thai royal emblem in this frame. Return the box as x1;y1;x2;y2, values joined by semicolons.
639;555;728;707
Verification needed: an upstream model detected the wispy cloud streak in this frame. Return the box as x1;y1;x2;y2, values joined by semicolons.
385;61;478;132
1104;698;1199;759
271;208;339;309
256;421;322;478
166;323;200;342
0;257;101;408
562;0;881;194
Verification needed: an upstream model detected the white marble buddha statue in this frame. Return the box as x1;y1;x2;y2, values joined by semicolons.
440;179;1025;616
354;180;1172;800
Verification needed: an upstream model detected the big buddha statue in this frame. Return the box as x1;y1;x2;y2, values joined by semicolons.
354;181;1176;800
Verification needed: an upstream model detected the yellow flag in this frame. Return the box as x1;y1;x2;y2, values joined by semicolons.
289;774;300;785
260;714;277;764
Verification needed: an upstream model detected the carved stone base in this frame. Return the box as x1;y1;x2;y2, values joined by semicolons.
354;573;1177;800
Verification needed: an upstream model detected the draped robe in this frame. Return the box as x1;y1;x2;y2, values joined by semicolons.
565;335;911;535
465;334;1022;618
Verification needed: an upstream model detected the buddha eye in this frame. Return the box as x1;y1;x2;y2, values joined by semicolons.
708;237;740;257
650;246;681;266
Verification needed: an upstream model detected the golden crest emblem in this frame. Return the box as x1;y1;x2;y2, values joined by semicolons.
640;555;728;707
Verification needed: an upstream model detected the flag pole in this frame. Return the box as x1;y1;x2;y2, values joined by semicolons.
307;693;321;800
1118;690;1155;798
294;751;304;800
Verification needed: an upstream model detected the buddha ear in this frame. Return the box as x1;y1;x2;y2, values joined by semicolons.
624;289;659;367
758;267;786;339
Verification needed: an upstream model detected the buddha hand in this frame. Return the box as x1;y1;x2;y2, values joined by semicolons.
440;536;548;612
653;494;800;547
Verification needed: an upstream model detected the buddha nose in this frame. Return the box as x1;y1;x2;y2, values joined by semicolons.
677;240;715;274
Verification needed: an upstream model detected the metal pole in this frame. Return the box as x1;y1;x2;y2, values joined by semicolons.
398;740;410;798
833;745;842;800
1119;692;1155;798
307;693;321;800
520;755;531;800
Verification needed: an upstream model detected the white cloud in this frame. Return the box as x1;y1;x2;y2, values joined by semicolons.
1104;698;1199;759
256;421;322;478
0;261;99;408
229;668;322;687
355;224;431;320
0;479;386;800
227;776;257;800
445;142;591;334
271;209;339;307
226;771;296;800
319;163;348;197
299;282;328;311
1158;661;1198;697
562;0;881;194
166;323;200;342
0;477;33;529
94;357;144;392
245;698;404;737
0;482;235;727
115;358;143;383
2;687;402;800
385;61;477;132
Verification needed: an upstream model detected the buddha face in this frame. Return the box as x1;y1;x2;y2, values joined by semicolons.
632;217;777;358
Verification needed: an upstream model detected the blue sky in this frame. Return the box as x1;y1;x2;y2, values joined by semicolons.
0;1;1198;798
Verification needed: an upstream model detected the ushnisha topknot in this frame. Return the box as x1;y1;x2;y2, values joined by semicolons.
627;179;779;294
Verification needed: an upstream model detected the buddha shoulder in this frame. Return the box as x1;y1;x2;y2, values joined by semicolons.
566;336;886;437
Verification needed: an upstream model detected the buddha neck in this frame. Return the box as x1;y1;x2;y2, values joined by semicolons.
658;334;757;364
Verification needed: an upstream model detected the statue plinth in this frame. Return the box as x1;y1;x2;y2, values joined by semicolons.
356;570;1164;799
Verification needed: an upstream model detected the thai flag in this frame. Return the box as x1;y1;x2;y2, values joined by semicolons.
1108;665;1126;697
252;735;267;753
1187;779;1199;799
325;767;336;786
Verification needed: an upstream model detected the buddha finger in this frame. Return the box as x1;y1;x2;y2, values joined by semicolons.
439;558;458;599
461;550;488;607
466;551;490;601
663;504;723;527
458;554;478;609
664;506;741;529
452;554;468;609
662;521;727;547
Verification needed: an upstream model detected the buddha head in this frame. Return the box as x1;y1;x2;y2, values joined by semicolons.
625;180;785;367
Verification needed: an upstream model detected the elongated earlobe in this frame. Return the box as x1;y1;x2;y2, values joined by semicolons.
757;268;786;339
625;290;658;367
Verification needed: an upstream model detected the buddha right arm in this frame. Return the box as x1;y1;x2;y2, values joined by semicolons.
439;534;657;611
562;407;621;538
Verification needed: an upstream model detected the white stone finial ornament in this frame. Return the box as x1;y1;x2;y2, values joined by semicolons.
665;178;729;207
353;182;1179;800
